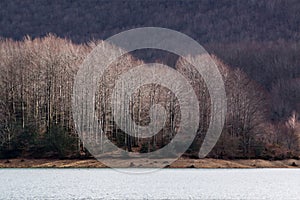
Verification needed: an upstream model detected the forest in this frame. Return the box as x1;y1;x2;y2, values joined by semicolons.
0;36;299;160
0;0;300;160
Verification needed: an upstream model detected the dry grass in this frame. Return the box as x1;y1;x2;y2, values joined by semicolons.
1;158;300;168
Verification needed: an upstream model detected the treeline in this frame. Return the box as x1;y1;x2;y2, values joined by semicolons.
207;41;300;159
0;36;299;160
0;36;90;158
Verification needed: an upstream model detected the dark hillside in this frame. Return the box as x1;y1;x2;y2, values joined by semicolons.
0;0;299;43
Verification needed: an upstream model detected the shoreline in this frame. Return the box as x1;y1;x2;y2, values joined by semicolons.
0;158;299;168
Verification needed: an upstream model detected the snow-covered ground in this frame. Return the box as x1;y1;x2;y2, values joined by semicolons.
1;168;299;199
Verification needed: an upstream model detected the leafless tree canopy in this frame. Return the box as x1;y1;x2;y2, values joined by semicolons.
0;36;299;159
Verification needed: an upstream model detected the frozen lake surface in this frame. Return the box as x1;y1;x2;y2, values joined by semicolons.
0;168;299;199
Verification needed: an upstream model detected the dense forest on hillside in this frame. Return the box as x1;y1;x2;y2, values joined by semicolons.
0;0;299;159
1;0;300;43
